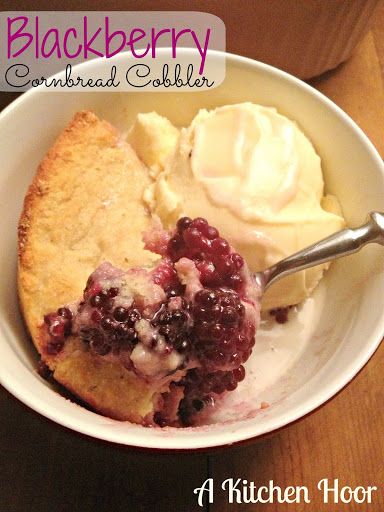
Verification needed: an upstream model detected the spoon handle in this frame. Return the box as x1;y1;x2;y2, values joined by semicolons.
260;212;384;290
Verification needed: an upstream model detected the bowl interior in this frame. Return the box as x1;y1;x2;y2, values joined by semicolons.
1;53;384;449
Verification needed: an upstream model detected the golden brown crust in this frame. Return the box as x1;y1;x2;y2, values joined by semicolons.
18;110;163;423
54;338;158;422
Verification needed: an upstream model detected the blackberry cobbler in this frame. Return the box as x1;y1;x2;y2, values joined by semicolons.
41;217;261;426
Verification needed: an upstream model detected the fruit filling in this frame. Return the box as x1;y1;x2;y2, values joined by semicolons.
41;218;261;426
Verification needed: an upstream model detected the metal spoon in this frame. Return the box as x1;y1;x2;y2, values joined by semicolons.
254;212;384;292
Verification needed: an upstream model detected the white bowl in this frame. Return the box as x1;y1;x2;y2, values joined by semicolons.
1;51;384;450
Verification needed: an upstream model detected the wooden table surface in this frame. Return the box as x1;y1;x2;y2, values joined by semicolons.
1;3;384;512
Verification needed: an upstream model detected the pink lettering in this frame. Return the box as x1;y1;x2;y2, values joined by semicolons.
41;28;61;58
63;28;82;59
191;29;211;74
171;28;191;58
83;16;103;58
105;16;126;58
128;28;150;58
151;28;171;57
5;14;214;78
7;16;33;59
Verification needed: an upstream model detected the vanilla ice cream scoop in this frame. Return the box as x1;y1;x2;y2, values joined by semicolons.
134;103;345;310
190;103;300;220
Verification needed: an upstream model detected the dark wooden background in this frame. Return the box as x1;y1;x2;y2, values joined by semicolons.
1;1;383;511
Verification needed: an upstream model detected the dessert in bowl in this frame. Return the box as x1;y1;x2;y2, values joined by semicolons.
1;51;384;449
